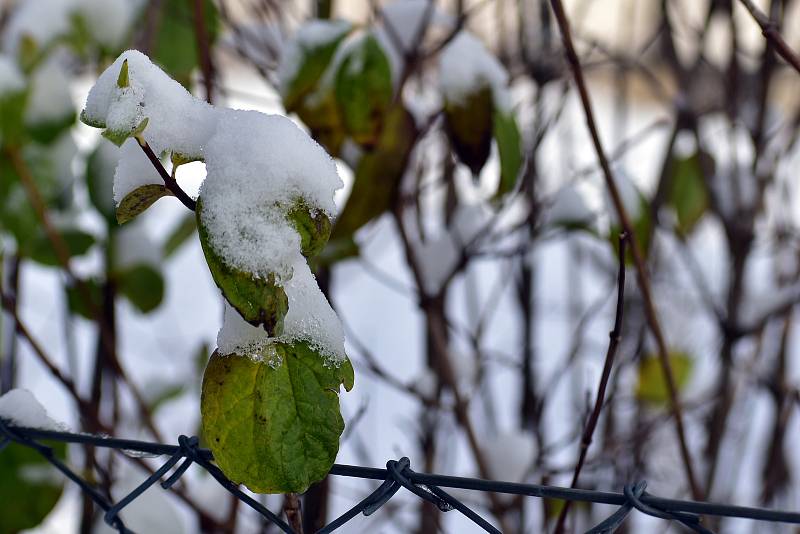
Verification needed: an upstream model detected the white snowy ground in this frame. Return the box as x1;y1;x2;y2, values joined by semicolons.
11;65;800;533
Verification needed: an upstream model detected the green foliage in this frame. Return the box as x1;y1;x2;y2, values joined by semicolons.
116;184;172;224
334;34;393;146
294;91;346;158
0;90;29;146
66;277;103;319
331;105;416;241
151;0;220;87
163;212;197;258
492;110;523;198
86;145;116;223
282;23;351;112
636;352;693;405
201;342;354;493
197;199;289;335
101;116;149;147
0;441;66;534
444;86;493;176
27;111;77;146
28;229;95;267
668;151;712;235
116;264;165;313
288;200;332;259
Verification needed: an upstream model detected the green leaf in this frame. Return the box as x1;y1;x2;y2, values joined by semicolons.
116;184;171;224
444;86;493;176
117;264;164;313
201;342;354;493
492;110;523;199
117;58;129;88
151;0;220;87
65;277;103;320
0;90;29;146
287;200;331;259
86;144;117;222
282;21;351;112
317;236;359;267
162;212;197;258
331;105;416;240
668;151;711;235
635;352;693;405
28;229;95;267
27;111;77;145
0;440;66;533
295;91;346;157
334;34;393;146
196;199;288;335
101;116;149;147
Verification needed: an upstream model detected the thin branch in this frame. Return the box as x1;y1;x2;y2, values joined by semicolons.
737;0;800;75
553;232;628;534
136;138;197;211
548;0;703;500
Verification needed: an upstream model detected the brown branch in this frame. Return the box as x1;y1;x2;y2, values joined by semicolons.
548;0;703;500
737;0;800;75
553;232;628;534
191;0;216;103
136;138;197;211
7;147;166;442
283;493;304;533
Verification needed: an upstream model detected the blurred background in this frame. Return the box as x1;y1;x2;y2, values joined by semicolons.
1;0;800;532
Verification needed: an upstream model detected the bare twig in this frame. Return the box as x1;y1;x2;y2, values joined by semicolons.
737;0;800;75
553;232;628;534
548;0;702;500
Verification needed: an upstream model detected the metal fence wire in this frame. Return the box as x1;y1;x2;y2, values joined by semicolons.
2;419;800;534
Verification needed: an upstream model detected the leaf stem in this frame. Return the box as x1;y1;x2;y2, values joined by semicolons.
135;138;198;211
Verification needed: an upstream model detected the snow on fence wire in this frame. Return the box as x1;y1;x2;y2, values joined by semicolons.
3;420;800;534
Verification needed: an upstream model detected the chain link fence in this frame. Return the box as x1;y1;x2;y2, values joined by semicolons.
2;420;800;533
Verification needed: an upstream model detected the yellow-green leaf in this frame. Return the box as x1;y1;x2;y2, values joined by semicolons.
635;352;693;405
334;34;393;146
493;110;523;199
287;200;332;259
668;151;712;235
331;105;416;240
116;184;172;224
201;343;354;493
282;21;351;112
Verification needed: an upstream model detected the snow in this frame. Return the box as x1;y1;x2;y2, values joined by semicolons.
380;0;453;54
113;139;164;206
2;0;74;53
24;58;75;127
199;109;341;280
217;256;347;363
546;183;596;227
483;430;536;483
83;50;218;159
417;233;460;295
439;32;511;112
605;169;643;227
376;0;453;82
0;388;67;431
280;257;346;362
114;221;161;271
0;54;25;97
3;0;140;54
74;0;140;50
277;19;352;97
